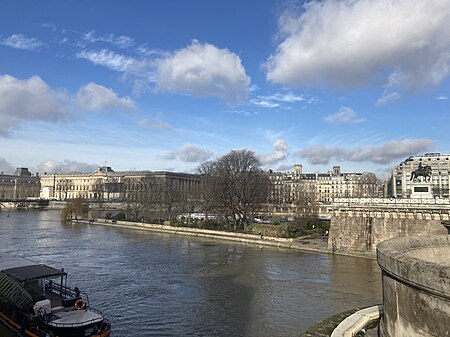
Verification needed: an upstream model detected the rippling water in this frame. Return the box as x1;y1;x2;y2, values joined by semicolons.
0;210;382;336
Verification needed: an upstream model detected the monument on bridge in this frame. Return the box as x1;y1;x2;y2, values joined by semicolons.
409;162;433;198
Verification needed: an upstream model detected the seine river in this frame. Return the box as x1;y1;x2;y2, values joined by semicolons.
0;210;382;337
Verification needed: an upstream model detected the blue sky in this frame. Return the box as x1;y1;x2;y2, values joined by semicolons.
0;0;449;177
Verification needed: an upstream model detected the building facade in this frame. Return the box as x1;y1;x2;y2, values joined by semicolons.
0;168;40;200
268;164;380;216
40;167;201;200
39;167;201;218
388;153;450;199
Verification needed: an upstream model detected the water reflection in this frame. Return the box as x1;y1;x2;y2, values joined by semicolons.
0;210;381;337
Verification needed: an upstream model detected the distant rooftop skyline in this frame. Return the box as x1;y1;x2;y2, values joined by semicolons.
0;0;449;178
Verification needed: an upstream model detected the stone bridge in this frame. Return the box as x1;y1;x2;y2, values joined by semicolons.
0;199;49;209
327;198;449;256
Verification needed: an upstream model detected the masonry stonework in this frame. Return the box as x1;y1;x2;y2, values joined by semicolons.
327;199;449;255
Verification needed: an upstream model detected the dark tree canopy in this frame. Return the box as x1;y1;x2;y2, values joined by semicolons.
198;149;270;229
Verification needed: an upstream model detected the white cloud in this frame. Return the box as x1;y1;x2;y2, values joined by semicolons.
83;31;135;48
265;0;450;91
436;95;448;100
225;109;258;117
250;91;308;108
42;23;57;32
0;74;69;135
154;40;251;105
76;41;251;105
274;164;295;172
164;144;214;163
0;75;133;135
0;157;14;174
376;90;401;106
77;49;135;72
324;106;365;124
0;34;44;50
296;138;434;165
33;160;99;174
259;92;306;103
250;99;279;108
76;82;135;111
137;46;168;57
260;139;289;165
138;117;172;130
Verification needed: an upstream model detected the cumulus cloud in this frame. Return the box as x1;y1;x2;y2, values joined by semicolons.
260;139;289;165
77;49;135;72
76;82;135;111
296;139;434;165
33;160;99;174
83;31;134;49
0;34;44;50
265;0;450;91
164;144;214;163
0;157;14;174
0;74;69;135
76;41;251;105
154;40;251;105
0;75;133;135
324;106;365;124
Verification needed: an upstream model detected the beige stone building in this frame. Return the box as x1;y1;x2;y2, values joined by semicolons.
40;167;201;218
388;153;450;198
268;164;380;216
0;168;40;200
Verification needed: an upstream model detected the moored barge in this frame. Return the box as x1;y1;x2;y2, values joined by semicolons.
0;254;111;337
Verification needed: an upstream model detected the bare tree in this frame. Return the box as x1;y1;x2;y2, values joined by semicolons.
198;150;270;230
57;179;73;200
355;173;381;198
155;177;181;221
125;176;159;220
294;181;317;219
198;161;221;218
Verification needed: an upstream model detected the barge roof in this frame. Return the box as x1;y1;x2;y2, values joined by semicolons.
0;255;66;282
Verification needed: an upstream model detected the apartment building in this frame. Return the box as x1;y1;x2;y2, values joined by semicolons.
388;153;450;198
268;164;380;215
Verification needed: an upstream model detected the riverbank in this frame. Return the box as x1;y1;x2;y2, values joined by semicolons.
71;218;375;259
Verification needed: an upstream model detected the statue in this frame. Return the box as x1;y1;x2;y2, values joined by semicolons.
410;162;432;182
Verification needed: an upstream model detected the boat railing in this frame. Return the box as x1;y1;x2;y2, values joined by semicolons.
45;280;90;306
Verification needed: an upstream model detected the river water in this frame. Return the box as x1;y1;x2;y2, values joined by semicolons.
0;210;382;337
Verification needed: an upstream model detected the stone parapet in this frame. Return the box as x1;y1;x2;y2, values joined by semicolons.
328;199;449;255
377;235;450;337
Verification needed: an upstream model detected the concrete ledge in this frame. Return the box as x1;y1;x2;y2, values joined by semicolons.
330;305;383;337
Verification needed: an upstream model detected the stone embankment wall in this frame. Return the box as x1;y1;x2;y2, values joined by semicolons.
377;235;450;337
327;199;450;256
75;219;329;253
328;210;448;255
